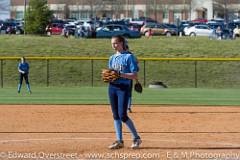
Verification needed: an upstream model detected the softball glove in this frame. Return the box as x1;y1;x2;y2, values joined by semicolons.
102;69;120;83
134;80;143;93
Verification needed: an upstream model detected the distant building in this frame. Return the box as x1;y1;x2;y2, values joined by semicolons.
10;0;240;23
0;0;10;20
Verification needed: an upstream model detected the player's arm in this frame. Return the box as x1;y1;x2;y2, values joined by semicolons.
18;68;25;74
18;65;25;74
120;54;138;80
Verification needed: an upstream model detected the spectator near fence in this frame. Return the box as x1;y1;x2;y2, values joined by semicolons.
216;26;222;40
233;25;239;38
63;27;69;38
146;28;153;38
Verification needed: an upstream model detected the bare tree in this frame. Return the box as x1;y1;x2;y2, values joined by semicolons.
82;0;110;19
64;0;71;19
112;0;124;19
213;0;228;21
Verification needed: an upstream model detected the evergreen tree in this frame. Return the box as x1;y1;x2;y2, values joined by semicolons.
25;0;53;34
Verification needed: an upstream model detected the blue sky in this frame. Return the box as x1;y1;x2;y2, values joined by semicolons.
0;0;10;20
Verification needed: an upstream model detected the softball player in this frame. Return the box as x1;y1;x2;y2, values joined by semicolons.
17;57;31;94
108;35;141;149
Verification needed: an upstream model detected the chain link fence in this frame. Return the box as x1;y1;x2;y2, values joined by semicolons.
1;57;240;88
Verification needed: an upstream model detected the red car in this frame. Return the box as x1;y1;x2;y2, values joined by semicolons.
192;18;208;23
46;23;64;35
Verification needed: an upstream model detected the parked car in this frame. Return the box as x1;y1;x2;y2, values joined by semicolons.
192;18;208;23
228;21;240;32
104;20;127;26
0;20;3;27
163;23;179;34
129;17;157;26
0;21;24;34
128;23;142;31
63;24;76;36
46;23;64;35
185;25;213;36
140;23;177;36
96;24;141;38
207;22;224;30
211;18;225;24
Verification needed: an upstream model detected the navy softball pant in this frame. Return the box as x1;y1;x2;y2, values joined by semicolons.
108;83;130;122
19;73;29;84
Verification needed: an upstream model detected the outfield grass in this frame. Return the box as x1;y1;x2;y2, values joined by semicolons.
1;87;240;105
1;35;240;88
0;35;240;57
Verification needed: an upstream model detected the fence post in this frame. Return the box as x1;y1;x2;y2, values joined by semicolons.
194;61;198;88
91;59;94;87
1;60;3;88
143;60;146;87
46;59;49;87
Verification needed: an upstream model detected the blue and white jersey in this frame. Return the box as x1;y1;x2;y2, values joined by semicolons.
109;51;138;84
126;51;139;72
18;62;29;73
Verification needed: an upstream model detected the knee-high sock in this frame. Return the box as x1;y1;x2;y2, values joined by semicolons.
18;84;22;92
114;120;122;141
26;84;31;92
125;118;139;140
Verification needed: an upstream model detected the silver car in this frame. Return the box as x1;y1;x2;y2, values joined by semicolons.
185;25;213;36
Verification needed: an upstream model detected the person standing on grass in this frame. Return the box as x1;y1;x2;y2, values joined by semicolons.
17;57;31;94
216;26;222;40
107;35;141;149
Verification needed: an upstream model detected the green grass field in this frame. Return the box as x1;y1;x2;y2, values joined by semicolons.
1;87;240;105
0;35;240;57
1;35;240;88
1;35;240;105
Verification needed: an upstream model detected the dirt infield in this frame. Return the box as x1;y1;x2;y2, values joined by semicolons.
0;105;240;160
